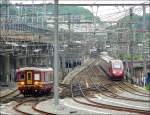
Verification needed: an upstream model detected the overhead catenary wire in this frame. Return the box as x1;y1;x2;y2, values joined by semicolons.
96;0;149;21
99;5;148;21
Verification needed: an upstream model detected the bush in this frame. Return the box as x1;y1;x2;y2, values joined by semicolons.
146;84;150;92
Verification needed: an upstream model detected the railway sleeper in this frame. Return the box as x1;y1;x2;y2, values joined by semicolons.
89;85;108;92
73;90;87;97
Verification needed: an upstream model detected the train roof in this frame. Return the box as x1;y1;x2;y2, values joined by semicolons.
100;55;113;63
111;59;122;62
100;54;123;65
16;67;53;72
100;51;108;56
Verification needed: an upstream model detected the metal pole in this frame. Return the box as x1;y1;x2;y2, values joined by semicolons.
129;8;134;83
7;0;9;20
24;6;27;24
142;6;147;87
68;14;71;43
54;0;59;105
44;0;47;28
32;0;34;25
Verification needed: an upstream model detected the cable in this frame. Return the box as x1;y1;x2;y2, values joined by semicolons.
93;0;149;21
99;5;148;21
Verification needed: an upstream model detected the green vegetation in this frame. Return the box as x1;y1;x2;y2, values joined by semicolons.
31;5;94;19
146;84;150;92
118;14;150;30
0;1;103;23
119;54;143;61
59;6;93;20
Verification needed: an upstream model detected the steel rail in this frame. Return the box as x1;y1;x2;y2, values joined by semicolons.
32;101;55;115
71;74;150;114
117;83;150;97
14;98;55;115
122;82;150;95
0;89;18;99
84;61;149;103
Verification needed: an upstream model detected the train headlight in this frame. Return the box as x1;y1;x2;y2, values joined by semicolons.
20;81;25;85
113;71;116;74
34;81;39;85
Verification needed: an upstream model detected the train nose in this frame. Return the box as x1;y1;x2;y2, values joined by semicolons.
113;70;123;75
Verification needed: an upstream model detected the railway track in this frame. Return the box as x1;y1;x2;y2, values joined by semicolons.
116;82;150;97
69;61;150;114
0;88;55;114
98;64;149;96
0;89;18;98
0;89;21;103
120;82;150;96
92;65;150;102
71;76;150;114
13;97;55;115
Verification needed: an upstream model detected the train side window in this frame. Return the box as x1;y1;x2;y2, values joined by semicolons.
34;74;40;80
45;72;48;82
50;72;53;81
48;72;50;81
45;72;50;82
41;73;45;81
20;73;24;80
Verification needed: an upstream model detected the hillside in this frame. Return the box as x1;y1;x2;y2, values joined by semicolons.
118;14;150;30
0;2;104;24
31;5;95;21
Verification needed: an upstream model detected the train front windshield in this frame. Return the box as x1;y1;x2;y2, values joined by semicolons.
112;61;123;69
113;63;121;69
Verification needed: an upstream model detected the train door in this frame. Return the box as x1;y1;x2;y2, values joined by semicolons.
27;71;32;84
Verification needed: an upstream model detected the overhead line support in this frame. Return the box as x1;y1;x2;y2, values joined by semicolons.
1;3;149;6
142;6;147;87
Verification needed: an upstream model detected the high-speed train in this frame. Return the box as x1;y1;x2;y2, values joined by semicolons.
100;53;124;80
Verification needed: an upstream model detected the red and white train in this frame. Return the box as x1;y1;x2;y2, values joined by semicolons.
100;53;124;80
16;67;53;96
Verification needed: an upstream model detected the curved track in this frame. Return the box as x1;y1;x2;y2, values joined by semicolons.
71;77;150;114
0;89;21;103
120;82;150;96
69;61;150;114
13;97;55;115
0;89;18;98
88;63;150;103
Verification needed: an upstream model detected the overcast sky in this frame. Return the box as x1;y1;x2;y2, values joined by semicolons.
8;0;150;21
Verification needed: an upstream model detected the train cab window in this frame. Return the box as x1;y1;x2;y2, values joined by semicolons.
20;74;24;80
34;74;40;80
28;73;31;80
113;63;121;69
